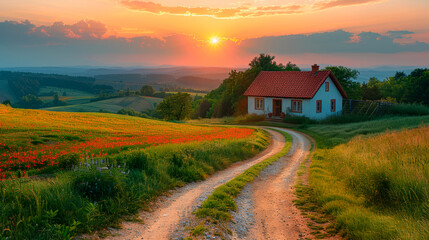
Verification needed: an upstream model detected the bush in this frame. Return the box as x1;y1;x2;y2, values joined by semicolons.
73;170;124;201
388;103;429;116
319;113;373;124
234;114;265;123
58;153;81;170
283;113;316;124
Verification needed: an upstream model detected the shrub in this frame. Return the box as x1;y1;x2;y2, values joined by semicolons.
58;153;81;170
319;113;373;124
283;113;316;124
234;114;265;123
73;170;124;201
388;103;429;116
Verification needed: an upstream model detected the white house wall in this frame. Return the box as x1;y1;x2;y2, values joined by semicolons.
247;76;343;119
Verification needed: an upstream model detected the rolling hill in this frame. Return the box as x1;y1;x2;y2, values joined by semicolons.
42;95;162;113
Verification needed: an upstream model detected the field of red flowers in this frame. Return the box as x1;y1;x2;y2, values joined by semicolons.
0;105;254;179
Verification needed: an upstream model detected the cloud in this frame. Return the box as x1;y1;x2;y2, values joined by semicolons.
34;20;107;39
241;30;429;54
387;31;413;39
314;0;384;10
120;1;302;18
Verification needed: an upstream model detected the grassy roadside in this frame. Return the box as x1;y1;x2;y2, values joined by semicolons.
0;127;269;239
290;116;429;240
189;129;292;238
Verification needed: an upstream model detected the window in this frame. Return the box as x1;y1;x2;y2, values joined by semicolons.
325;81;329;92
291;100;302;113
255;98;264;110
331;99;336;112
316;100;322;113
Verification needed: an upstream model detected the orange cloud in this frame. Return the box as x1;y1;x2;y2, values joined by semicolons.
314;0;385;10
120;1;302;18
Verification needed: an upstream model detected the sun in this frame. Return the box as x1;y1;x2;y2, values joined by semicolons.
210;37;220;45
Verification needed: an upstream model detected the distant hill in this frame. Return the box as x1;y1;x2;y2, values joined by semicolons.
176;76;223;90
42;96;162;113
0;66;241;91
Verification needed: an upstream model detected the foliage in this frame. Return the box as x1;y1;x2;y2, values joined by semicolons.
387;103;429;116
361;77;382;100
323;66;361;99
58;153;81;170
194;99;212;118
73;169;124;201
376;69;429;105
283;113;317;124
140;85;155;96
15;94;44;109
233;114;265;123
8;78;40;97
157;92;192;120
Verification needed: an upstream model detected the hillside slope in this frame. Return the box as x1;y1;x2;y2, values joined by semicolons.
42;95;162;113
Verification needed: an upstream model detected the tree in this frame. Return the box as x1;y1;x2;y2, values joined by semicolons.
361;77;382;100
194;99;211;118
323;66;361;99
249;54;301;71
2;100;11;106
17;94;44;109
157;93;192;120
140;85;155;96
53;93;60;105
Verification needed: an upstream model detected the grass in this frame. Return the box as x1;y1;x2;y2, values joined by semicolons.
289;116;429;240
191;129;292;236
0;104;270;239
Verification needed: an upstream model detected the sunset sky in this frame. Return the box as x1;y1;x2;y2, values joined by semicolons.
1;0;429;67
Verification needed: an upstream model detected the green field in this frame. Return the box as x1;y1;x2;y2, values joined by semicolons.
42;95;162;113
39;86;96;105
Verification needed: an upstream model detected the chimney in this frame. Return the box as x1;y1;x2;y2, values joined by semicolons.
311;64;319;72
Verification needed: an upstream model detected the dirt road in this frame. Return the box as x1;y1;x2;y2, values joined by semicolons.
105;128;286;240
229;128;312;240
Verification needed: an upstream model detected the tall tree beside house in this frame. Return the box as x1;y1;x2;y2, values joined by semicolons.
202;54;300;118
361;77;382;100
323;66;361;99
157;92;192;120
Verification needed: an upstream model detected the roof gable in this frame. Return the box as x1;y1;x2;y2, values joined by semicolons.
243;70;347;99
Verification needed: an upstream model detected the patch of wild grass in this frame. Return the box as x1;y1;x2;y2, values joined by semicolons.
0;129;269;239
301;115;429;148
309;126;429;240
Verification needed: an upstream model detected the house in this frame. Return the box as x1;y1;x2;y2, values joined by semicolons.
243;64;347;120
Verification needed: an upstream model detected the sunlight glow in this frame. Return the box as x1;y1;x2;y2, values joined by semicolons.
210;37;220;45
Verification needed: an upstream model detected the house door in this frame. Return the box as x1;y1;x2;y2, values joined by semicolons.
273;99;282;117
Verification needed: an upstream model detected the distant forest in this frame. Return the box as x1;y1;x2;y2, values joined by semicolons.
0;71;114;98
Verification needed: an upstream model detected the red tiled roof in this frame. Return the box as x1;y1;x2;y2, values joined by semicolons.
243;70;347;99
